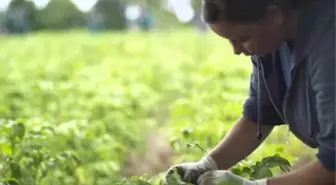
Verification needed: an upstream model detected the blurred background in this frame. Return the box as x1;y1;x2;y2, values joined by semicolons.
0;0;208;34
0;1;316;185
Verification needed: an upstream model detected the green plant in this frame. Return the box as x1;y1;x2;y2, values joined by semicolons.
230;154;291;180
0;119;80;185
116;154;291;185
117;143;291;185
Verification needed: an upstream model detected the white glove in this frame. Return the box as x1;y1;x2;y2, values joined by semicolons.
197;170;267;185
163;155;218;185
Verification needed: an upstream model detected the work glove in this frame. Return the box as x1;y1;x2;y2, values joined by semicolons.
163;155;218;185
197;170;267;185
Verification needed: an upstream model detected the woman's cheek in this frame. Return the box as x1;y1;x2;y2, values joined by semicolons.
242;41;257;55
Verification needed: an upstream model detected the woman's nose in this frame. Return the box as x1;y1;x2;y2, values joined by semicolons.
233;45;244;55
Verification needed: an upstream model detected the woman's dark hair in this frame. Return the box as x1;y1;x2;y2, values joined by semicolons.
202;0;309;23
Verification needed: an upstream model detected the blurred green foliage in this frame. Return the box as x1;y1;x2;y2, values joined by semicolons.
0;29;316;184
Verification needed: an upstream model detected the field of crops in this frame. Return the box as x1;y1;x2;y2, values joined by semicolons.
0;30;316;185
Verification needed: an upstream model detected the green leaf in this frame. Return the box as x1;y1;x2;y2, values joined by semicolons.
186;143;207;155
10;162;21;179
253;165;273;179
2;121;15;136
1;143;12;156
2;178;20;185
39;162;48;178
11;123;25;141
261;154;291;173
180;127;193;138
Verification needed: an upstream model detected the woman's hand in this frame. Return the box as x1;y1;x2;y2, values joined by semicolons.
163;156;218;185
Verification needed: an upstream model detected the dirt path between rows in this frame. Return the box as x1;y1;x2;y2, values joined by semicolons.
121;129;177;178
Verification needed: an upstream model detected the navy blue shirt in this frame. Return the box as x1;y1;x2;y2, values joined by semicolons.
243;0;335;171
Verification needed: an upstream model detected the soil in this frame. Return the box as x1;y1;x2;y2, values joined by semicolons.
121;129;178;178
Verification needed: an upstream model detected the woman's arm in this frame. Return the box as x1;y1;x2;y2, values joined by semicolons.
208;116;274;170
267;161;335;185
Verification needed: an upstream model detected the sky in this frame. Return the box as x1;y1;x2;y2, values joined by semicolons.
165;0;194;23
0;0;194;23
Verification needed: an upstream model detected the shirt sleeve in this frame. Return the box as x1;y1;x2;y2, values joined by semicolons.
310;28;335;172
242;56;285;126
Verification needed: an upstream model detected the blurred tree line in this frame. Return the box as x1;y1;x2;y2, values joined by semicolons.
0;0;205;34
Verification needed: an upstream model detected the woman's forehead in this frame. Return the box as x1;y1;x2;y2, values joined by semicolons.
209;21;258;39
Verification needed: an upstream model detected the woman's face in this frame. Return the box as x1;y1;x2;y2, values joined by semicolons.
208;9;287;57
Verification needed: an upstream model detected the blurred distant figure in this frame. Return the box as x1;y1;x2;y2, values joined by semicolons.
125;4;154;32
87;11;104;33
6;6;29;34
0;14;8;35
191;11;209;33
125;4;141;30
135;7;153;31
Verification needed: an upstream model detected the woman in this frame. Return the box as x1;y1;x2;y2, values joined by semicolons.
164;0;335;185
